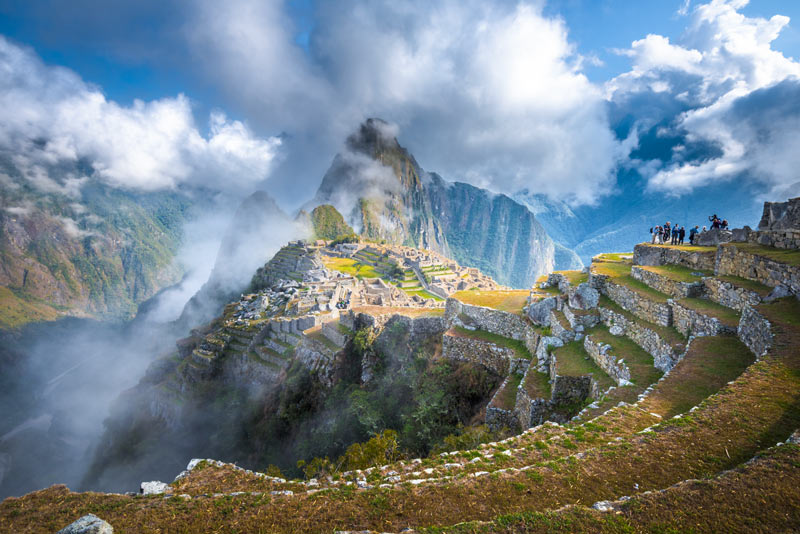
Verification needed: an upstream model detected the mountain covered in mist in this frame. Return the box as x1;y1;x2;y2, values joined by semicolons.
311;119;580;287
0;165;193;330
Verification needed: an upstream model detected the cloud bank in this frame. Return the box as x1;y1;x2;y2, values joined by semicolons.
0;36;281;194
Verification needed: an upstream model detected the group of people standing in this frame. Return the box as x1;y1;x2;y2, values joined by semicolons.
650;222;689;245
650;213;729;246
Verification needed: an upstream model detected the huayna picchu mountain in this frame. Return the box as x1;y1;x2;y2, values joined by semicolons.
310;119;581;288
10;196;800;534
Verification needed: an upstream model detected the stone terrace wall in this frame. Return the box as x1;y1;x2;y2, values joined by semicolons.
602;281;673;327
716;244;800;295
486;375;519;431
633;243;716;271
671;300;737;338
703;277;763;312
446;298;541;354
597;306;683;372
738;304;773;358
630;266;705;299
442;332;514;376
583;335;632;386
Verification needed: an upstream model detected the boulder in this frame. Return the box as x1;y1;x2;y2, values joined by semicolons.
56;514;113;534
140;481;170;495
568;283;599;310
730;226;752;242
694;228;733;246
609;325;624;336
764;284;792;302
528;296;558;326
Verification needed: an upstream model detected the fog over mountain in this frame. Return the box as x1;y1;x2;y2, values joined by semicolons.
1;0;800;499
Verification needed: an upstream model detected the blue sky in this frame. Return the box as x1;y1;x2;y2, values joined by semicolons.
1;0;800;207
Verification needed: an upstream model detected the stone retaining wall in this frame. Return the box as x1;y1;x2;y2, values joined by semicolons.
597;306;683;372
583;335;632;386
321;321;348;347
703;277;763;312
630;266;705;299
738;304;773;358
670;300;737;338
549;309;576;342
633;243;716;271
602;280;673;327
441;332;514;376
535;335;563;372
749;229;800;250
716;244;800;295
447;298;541;355
486;375;520;431
563;306;600;331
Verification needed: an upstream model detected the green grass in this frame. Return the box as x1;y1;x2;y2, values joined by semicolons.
642;335;754;418
597;295;687;347
322;256;383;279
724;242;800;267
451;326;532;360
554;270;589;286
640;242;717;253
593;252;634;262
677;297;741;328
585;325;664;387
713;274;773;296
524;368;552;399
450;290;529;314
640;264;713;283
404;289;444;301
496;373;523;410
593;260;671;303
552;341;615;390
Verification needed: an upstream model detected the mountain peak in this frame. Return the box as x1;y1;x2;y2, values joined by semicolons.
346;118;401;155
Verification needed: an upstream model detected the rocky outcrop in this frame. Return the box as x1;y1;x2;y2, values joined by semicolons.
568;283;599;310
527;296;558;326
56;514;114;534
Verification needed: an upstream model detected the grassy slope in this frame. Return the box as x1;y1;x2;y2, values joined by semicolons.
450;290;529;314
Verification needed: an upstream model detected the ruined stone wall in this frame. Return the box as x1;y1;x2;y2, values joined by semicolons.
446;298;541;355
486;375;520;431
602;281;673;327
670;301;736;338
748;230;800;250
703;277;762;312
738;304;773;358
549;309;576;343
633;243;716;271
583;335;632;386
441;333;513;376
597;306;683;372
321;321;348;347
716;244;800;295
630;266;705;299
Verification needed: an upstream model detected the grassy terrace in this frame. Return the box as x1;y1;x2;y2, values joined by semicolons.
597;295;686;348
523;367;552;399
321;256;382;279
552;340;615;391
13;296;796;533
638;263;713;282
676;297;741;328
551;309;570;332
554;270;588;286
641;335;754;418
714;274;773;296
495;373;523;410
585;325;663;387
305;330;342;352
592;259;671;303
405;288;444;301
450;326;532;360
640;243;717;253
723;242;800;266
450;289;529;314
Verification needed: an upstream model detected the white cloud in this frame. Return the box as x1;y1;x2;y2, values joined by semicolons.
187;0;624;205
608;0;800;195
0;36;282;193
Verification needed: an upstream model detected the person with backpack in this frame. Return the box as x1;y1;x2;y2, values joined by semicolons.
671;225;679;245
689;225;699;244
663;222;671;244
679;226;686;244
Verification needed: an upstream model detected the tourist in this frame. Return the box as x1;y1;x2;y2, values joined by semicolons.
689;225;699;244
663;222;671;244
650;226;657;244
671;225;679;245
722;219;729;229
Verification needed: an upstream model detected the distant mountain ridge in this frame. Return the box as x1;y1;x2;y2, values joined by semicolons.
310;119;581;287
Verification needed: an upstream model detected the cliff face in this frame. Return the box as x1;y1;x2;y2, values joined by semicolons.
0;178;191;329
310;119;570;288
426;174;558;288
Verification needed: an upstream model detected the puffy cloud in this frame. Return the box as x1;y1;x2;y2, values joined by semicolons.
187;0;624;205
608;0;800;195
0;36;281;193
